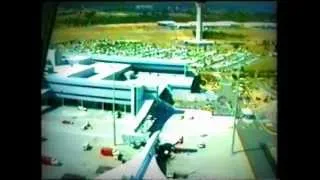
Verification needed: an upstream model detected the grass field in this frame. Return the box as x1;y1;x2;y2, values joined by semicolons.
206;27;276;42
245;55;277;72
51;24;276;42
51;23;193;48
51;24;275;48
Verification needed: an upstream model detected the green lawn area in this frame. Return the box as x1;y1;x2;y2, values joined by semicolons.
245;55;276;72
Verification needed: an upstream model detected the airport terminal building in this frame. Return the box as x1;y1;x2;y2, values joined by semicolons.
43;51;196;116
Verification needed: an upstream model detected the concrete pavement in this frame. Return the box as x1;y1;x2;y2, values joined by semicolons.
42;106;140;179
161;111;254;179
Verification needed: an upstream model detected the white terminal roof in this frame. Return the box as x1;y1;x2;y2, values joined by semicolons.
54;64;91;77
128;72;194;87
157;20;176;24
67;55;90;62
53;63;131;78
90;63;131;80
91;55;191;66
92;62;130;74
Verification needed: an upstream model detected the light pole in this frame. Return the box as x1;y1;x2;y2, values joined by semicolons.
231;66;241;154
113;72;116;146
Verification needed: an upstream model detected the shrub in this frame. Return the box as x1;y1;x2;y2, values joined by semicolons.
192;30;245;40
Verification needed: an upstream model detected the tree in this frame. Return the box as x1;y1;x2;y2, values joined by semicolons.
262;40;270;51
84;11;96;25
233;43;240;49
161;8;169;18
240;66;245;73
231;73;239;81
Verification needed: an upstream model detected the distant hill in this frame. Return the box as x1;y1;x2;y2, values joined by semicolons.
206;2;276;13
54;2;276;28
58;2;276;14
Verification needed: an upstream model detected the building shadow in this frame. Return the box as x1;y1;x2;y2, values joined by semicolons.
191;75;201;93
232;147;262;154
156;155;167;175
41;105;60;115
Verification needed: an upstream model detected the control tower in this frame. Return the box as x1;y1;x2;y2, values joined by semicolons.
195;2;203;42
184;1;214;46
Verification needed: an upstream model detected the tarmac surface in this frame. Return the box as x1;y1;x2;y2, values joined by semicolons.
41;106;141;179
160;111;255;179
236;119;277;179
42;105;273;179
